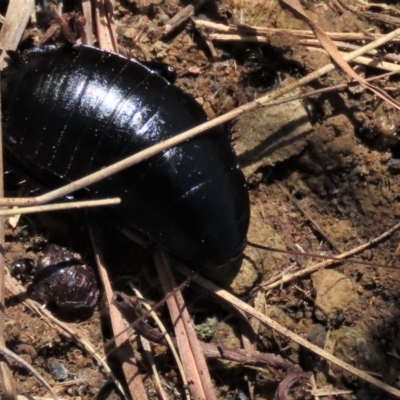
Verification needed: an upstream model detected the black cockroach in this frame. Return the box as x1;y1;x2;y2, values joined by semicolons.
2;45;250;268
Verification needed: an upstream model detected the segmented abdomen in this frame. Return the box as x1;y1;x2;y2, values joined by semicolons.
2;45;250;268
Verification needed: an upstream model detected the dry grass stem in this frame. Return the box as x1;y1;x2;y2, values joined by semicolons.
282;0;399;109
90;228;147;400
209;33;268;42
134;289;171;400
115;290;297;372
16;397;68;400
301;39;400;62
139;335;167;399
262;220;400;291
133;287;191;400
311;388;353;396
194;19;400;42
4;272;126;396
154;249;217;400
0;343;58;399
176;265;400;398
211;33;400;72
359;10;400;26
153;250;206;399
94;0;118;52
0;3;17;395
308;46;400;72
277;183;342;253
81;0;94;45
0;198;120;216
0;0;34;68
354;0;400;13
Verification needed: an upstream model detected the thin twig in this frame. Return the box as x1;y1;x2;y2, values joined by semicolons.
0;0;35;69
0;198;120;216
94;0;118;52
154;249;217;400
248;242;400;270
81;0;93;46
133;298;170;400
0;344;58;400
210;33;400;71
277;183;342;253
310;388;353;396
164;0;209;34
114;291;294;372
281;0;400;109
261;220;400;290
90;227;148;400
301;39;400;62
307;46;400;72
132;287;191;400
194;19;400;42
139;335;168;399
175;264;400;398
4;272;126;396
0;14;17;397
16;396;79;399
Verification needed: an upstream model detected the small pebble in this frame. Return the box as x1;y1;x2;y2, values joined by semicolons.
48;361;68;381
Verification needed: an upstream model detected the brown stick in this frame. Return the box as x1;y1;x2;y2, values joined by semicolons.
0;18;17;398
154;249;217;400
261;220;400;291
164;0;209;34
0;0;35;69
0;198;120;216
94;0;118;52
115;292;293;372
81;0;94;46
176;264;400;398
194;19;400;42
90;228;148;400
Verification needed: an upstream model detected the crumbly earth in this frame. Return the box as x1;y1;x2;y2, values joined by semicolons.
3;0;400;399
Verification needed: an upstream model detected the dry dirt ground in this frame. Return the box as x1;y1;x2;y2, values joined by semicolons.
3;0;400;399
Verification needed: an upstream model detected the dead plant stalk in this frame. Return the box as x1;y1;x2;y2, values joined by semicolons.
176;264;400;398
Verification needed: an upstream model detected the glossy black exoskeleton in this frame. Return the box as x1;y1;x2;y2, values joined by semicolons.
10;258;35;282
28;244;100;308
2;45;250;268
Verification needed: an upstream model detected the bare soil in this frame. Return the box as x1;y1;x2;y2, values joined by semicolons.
4;0;400;399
